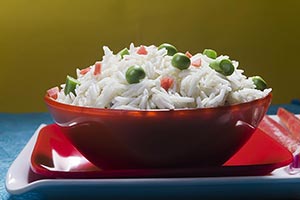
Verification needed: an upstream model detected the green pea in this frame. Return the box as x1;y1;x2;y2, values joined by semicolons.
64;75;80;96
158;43;178;56
209;59;234;76
171;53;191;70
126;65;146;84
251;76;267;91
118;48;129;59
209;60;222;73
219;59;234;76
203;49;217;59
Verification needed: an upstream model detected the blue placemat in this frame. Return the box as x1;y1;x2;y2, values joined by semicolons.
0;113;53;200
267;104;300;115
291;99;300;106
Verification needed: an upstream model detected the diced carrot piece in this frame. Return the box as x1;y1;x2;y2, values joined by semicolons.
160;77;174;91
192;58;202;67
258;115;299;153
137;45;148;55
94;62;101;75
80;67;91;75
47;86;59;99
185;51;192;58
277;107;300;142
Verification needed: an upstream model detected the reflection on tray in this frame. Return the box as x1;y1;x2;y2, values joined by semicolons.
30;124;293;179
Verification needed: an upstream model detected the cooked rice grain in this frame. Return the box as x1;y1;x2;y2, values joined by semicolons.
57;44;271;110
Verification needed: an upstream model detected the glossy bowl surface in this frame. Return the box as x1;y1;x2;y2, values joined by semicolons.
45;93;272;170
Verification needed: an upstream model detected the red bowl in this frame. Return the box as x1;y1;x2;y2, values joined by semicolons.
44;93;272;170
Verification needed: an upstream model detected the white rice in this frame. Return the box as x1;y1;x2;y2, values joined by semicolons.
56;43;272;110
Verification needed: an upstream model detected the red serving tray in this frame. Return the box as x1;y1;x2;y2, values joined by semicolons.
30;124;293;178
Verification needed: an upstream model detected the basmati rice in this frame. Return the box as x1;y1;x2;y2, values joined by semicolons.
56;43;272;110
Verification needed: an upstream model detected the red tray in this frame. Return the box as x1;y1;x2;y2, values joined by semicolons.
30;124;293;178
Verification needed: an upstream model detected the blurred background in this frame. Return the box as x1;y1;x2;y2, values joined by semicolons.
0;0;299;112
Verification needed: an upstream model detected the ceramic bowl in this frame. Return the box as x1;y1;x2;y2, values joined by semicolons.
44;93;272;170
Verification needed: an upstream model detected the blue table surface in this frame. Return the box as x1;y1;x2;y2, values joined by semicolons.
1;104;300;200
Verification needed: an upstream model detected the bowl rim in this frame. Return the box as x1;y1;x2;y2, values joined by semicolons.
44;92;272;114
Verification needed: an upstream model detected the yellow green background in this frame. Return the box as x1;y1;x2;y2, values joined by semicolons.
1;0;299;112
